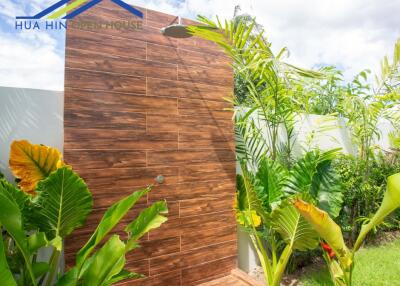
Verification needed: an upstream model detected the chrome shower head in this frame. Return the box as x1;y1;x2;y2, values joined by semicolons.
161;16;192;38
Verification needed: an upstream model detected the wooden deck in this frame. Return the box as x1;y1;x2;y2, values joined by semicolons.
199;269;264;286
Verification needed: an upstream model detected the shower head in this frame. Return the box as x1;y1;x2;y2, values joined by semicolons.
161;16;192;38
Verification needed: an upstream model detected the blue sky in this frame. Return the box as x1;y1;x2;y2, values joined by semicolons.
0;0;399;91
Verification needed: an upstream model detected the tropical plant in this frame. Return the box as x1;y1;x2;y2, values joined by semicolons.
0;140;168;286
333;153;400;242
188;16;323;164
293;172;400;286
235;149;343;286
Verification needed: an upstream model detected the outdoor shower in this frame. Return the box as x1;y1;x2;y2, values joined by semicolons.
160;16;192;38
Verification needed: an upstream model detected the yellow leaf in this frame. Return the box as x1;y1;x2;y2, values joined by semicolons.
354;172;400;251
9;140;63;194
293;200;352;269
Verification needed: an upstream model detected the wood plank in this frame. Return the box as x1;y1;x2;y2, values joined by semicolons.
181;226;237;251
66;28;146;60
65;69;146;94
147;77;231;101
179;162;236;183
181;256;236;285
147;149;235;167
65;108;146;130
148;43;231;70
148;180;235;202
64;128;178;150
64;150;147;169
75;166;179;190
178;63;233;87
66;48;177;80
119;270;181;286
69;10;177;47
64;88;177;115
179;195;235;217
149;240;237;275
179;131;235;150
146;114;232;133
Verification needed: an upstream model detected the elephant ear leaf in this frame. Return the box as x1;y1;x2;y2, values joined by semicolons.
354;172;400;251
9;140;63;194
293;199;352;270
34;167;93;241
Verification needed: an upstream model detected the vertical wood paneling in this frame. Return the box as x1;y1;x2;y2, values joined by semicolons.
64;1;236;285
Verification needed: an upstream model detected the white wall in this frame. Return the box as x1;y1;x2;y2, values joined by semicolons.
0;86;63;181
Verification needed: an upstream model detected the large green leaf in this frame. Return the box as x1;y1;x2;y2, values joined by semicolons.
125;201;168;247
354;172;400;251
0;230;17;286
286;149;343;217
75;188;149;268
0;192;36;285
33;167;93;240
270;202;319;251
80;235;126;286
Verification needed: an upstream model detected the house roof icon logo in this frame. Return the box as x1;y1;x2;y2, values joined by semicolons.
16;0;143;20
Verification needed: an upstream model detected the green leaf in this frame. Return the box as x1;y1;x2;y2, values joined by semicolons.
270;202;319;251
106;269;142;285
81;235;126;286
28;232;48;252
125;201;168;243
0;179;31;225
0;193;36;285
76;188;149;268
33;167;93;240
0;230;17;286
286;149;343;217
354;172;400;251
32;262;50;278
255;157;286;209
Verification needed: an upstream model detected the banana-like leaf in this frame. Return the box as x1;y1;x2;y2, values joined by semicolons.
76;188;150;268
270;202;319;251
9;140;63;194
125;201;168;249
33;167;93;240
354;172;400;251
106;269;142;285
80;235;126;286
0;192;36;285
0;230;17;286
293;200;352;269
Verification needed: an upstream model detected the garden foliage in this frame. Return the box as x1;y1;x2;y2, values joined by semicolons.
0;140;167;286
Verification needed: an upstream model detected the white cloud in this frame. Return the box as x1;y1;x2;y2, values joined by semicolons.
0;31;65;91
0;0;399;91
132;0;400;82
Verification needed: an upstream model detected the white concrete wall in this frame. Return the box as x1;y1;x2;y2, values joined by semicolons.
0;86;63;181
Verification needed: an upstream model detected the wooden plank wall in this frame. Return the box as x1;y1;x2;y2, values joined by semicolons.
63;1;236;285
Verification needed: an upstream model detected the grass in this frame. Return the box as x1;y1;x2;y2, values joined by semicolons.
300;239;400;286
